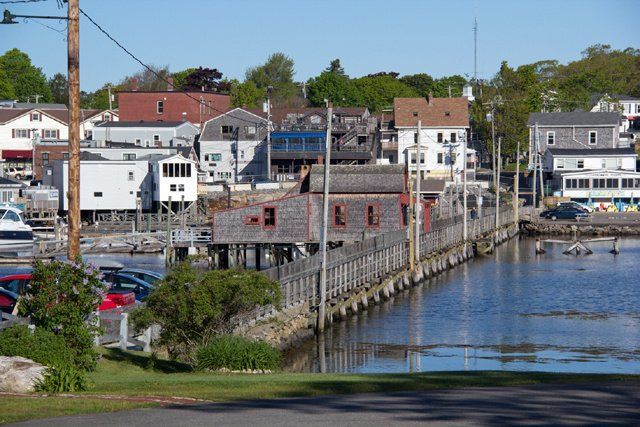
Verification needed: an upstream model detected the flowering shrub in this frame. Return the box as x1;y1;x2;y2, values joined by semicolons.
19;259;107;371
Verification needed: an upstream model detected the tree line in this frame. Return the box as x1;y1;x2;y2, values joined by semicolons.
1;44;638;154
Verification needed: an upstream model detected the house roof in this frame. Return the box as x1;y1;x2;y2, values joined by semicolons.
79;152;108;161
307;164;405;193
244;107;368;124
414;178;447;194
528;111;620;126
393;97;469;128
0;108;111;125
547;148;637;156
12;102;67;110
0;176;25;187
95;120;194;128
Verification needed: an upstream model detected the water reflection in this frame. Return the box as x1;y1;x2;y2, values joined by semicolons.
288;238;640;374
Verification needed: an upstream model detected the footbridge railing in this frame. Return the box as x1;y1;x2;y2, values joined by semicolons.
262;206;515;310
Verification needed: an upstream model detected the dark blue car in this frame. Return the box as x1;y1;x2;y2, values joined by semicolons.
105;272;155;302
540;206;589;221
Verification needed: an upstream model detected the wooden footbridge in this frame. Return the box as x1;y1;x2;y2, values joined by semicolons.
255;206;518;330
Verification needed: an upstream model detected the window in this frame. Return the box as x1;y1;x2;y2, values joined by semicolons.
437;133;443;143
244;215;260;225
577;160;584;169
240;150;245;160
153;135;160;145
170;184;177;191
245;126;256;136
93;192;103;197
589;131;597;145
41;152;49;166
135;138;142;145
30;112;40;122
178;184;184;192
13;129;29;138
218;172;232;179
42;129;58;139
593;178;605;189
410;153;417;164
413;132;418;143
606;178;618;188
622;178;640;188
333;204;347;228
123;153;136;160
186;164;191;177
450;132;457;143
104;113;111;121
180;163;186;177
128;171;135;181
221;125;234;136
366;204;380;228
157;101;164;114
437;153;444;164
556;159;565;169
162;163;168;177
420;153;425;164
62;152;69;160
263;206;276;229
310;115;322;124
547;131;555;145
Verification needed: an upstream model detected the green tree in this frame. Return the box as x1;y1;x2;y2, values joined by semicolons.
0;68;15;100
231;79;265;108
245;53;298;106
325;58;345;75
399;73;435;97
352;74;417;112
307;72;361;107
132;263;281;363
0;48;51;102
431;75;468;98
48;72;68;105
171;67;197;90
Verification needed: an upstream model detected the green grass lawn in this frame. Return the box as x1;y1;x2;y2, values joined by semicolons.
3;348;640;424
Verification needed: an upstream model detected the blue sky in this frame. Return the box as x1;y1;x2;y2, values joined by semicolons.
1;0;638;91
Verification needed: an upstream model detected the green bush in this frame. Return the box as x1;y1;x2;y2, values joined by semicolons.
0;325;75;369
35;365;88;393
196;335;281;371
132;263;281;364
19;259;107;371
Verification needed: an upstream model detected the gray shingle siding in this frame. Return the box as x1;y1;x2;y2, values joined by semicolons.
200;108;267;142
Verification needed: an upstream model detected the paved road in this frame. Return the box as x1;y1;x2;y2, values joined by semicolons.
14;381;640;426
534;212;640;226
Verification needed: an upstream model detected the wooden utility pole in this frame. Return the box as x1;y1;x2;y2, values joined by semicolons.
408;179;415;272
414;120;421;264
463;131;468;241
490;102;497;191
67;0;80;260
317;102;332;333
495;136;501;229
514;140;520;224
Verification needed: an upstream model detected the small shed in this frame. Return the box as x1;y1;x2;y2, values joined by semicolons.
212;164;429;244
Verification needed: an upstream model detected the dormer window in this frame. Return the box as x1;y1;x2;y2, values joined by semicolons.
412;112;418;117
444;111;451;116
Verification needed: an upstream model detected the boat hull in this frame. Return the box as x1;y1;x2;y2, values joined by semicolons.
0;230;34;246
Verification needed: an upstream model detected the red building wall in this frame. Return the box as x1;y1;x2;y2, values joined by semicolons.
117;91;231;125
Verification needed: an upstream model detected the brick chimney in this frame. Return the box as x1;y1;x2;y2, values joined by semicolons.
167;77;174;91
130;78;138;91
427;92;433;106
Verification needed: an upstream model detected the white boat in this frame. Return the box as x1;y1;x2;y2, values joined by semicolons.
0;206;34;246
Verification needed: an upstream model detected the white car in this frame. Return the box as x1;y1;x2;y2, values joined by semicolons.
5;167;31;180
557;201;594;213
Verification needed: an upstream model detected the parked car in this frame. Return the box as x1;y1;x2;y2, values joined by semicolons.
104;272;155;302
118;268;164;285
0;288;18;314
0;273;136;312
5;167;31;180
557;201;594;213
540;206;589;221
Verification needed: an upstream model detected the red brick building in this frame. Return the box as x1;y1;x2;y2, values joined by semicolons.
117;90;231;125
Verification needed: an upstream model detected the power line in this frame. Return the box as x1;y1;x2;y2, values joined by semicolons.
78;7;265;127
0;0;47;3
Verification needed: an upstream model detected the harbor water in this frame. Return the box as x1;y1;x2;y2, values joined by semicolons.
288;237;640;374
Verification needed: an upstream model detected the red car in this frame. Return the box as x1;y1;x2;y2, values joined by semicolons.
0;273;135;311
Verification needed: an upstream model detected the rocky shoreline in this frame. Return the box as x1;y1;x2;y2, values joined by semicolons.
521;221;640;236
